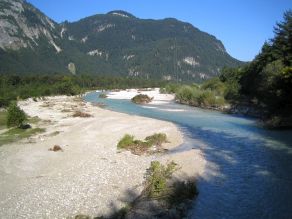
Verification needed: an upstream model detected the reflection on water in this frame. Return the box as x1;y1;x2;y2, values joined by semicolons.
85;92;292;219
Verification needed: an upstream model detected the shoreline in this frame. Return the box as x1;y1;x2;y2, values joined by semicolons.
0;94;206;218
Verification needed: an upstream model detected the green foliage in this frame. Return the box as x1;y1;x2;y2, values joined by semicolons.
117;134;135;149
0;111;7;129
117;133;168;155
6;103;27;128
167;181;198;206
0;74;166;107
22;8;41;27
28;116;41;124
160;83;181;94
272;10;292;66
219;67;242;101
0;127;45;146
144;161;178;198
145;133;167;146
104;204;131;219
201;77;226;96
74;214;91;219
175;85;197;103
198;90;217;107
54;80;81;96
99;93;107;98
218;10;292;126
131;94;152;104
174;84;226;108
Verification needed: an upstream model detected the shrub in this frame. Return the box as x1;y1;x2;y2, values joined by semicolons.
99;93;107;98
175;85;226;108
144;161;178;198
117;133;168;155
131;94;152;104
198;90;216;107
6;103;27;128
168;181;198;206
201;77;226;96
159;87;167;94
117;134;135;149
143;161;198;213
160;83;181;94
175;85;196;103
145;133;167;146
74;215;90;219
0;97;10;108
54;81;81;96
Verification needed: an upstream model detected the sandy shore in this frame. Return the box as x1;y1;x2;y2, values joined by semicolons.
0;93;206;218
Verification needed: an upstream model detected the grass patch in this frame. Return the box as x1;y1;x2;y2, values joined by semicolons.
1;112;41;129
28;116;41;124
117;133;168;155
0;111;7;130
0;127;45;146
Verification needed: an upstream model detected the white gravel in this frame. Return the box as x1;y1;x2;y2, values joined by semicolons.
0;95;206;218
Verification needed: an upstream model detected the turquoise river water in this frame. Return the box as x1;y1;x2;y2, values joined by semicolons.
85;91;292;219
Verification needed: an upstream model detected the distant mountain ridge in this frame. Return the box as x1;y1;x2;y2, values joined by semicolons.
0;0;243;81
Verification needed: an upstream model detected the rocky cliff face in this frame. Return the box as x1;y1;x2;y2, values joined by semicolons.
0;0;61;52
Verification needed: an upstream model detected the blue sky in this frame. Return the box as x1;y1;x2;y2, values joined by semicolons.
27;0;292;62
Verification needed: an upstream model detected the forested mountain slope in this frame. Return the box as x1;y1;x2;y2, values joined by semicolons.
0;0;242;81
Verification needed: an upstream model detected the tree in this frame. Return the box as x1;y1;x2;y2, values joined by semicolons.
6;103;27;128
272;10;292;66
220;67;243;100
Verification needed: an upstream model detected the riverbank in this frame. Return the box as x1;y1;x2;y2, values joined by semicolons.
0;95;206;218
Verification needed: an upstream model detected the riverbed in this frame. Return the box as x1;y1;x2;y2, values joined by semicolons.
85;90;292;219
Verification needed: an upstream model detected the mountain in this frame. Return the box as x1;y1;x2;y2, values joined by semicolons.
0;0;243;81
0;0;68;73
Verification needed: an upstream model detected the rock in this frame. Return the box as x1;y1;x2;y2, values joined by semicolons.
48;145;63;152
20;124;32;129
68;62;76;75
131;94;153;104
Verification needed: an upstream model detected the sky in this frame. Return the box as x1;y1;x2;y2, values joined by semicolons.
27;0;292;62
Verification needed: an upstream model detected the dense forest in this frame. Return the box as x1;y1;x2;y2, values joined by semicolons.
0;74;166;107
221;10;292;128
163;10;292;128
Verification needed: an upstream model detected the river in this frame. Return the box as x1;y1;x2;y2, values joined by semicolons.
85;91;292;219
